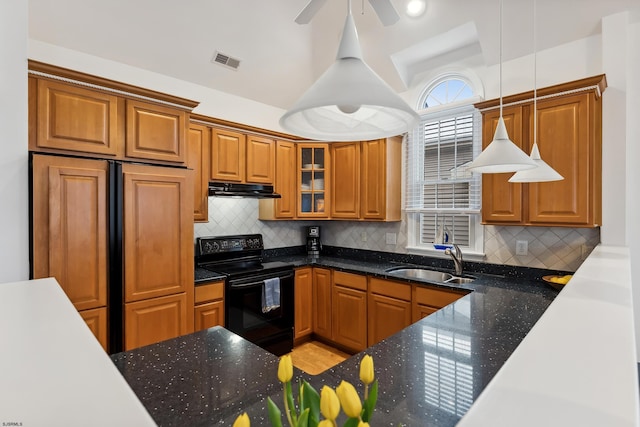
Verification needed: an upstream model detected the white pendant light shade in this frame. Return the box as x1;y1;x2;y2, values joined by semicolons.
466;117;536;173
279;10;419;141
508;143;564;182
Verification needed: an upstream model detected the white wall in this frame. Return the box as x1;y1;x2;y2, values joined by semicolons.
0;2;29;282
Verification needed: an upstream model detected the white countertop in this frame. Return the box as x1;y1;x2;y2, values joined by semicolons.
0;278;156;427
458;245;640;427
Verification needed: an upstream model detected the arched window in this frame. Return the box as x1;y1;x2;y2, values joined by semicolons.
406;74;484;256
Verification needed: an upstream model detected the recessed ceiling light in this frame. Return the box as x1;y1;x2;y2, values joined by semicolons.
406;0;426;17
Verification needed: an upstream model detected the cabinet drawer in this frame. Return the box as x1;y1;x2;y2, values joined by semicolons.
414;286;466;308
333;271;367;291
369;277;411;301
195;281;224;304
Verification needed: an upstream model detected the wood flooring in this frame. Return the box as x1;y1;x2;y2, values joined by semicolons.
289;341;350;375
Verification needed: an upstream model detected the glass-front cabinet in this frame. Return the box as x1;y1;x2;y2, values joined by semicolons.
297;143;330;218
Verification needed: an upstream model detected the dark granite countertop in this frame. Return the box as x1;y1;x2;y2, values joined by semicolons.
113;254;558;426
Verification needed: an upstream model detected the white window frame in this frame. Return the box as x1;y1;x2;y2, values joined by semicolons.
406;79;485;260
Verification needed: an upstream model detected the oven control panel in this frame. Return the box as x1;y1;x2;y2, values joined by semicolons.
197;234;264;256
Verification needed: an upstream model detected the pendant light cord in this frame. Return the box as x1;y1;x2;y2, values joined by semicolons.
499;0;503;117
533;0;537;146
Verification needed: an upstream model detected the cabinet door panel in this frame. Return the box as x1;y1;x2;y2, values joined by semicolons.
188;124;210;222
412;304;439;323
194;300;224;332
246;135;275;184
80;307;108;351
312;268;332;340
275;141;296;218
331;142;360;218
211;129;246;182
529;94;591;225
332;285;367;352
295;268;313;340
126;99;186;163
368;293;411;346
123;164;194;302
35;80;120;156
124;293;188;350
32;155;108;311
481;106;525;224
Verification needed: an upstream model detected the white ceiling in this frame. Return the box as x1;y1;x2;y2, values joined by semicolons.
28;0;640;110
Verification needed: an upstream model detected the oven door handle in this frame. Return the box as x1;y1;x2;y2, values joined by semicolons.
228;271;294;289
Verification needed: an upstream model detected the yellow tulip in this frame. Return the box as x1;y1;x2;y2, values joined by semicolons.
358;422;370;427
232;412;250;427
277;354;293;383
336;380;362;418
318;421;334;427
320;385;340;420
359;355;374;385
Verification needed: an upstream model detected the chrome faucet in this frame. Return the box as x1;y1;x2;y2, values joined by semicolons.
445;244;463;276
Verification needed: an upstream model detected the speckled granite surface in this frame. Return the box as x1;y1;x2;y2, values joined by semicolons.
114;254;558;426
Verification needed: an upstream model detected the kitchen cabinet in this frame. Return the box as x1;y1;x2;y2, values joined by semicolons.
477;75;605;227
367;277;412;346
194;281;224;332
210;127;275;184
312;268;332;340
80;307;108;351
297;143;330;218
125;99;187;164
412;285;468;323
330;137;402;221
332;271;368;352
124;292;189;350
32;78;121;157
187;124;210;222
294;267;313;341
258;141;297;219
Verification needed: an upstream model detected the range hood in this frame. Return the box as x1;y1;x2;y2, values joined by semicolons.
208;182;281;199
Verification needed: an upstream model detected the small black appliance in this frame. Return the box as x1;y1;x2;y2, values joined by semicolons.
306;226;322;258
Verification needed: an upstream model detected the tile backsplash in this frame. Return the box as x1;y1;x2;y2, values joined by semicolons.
194;197;599;272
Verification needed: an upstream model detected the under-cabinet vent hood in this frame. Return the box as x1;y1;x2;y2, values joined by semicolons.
208;182;281;199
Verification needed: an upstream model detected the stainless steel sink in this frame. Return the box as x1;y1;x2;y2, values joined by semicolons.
385;266;475;284
385;267;453;282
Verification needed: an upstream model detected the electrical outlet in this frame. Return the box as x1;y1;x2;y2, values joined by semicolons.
516;240;528;256
386;232;397;245
361;232;367;242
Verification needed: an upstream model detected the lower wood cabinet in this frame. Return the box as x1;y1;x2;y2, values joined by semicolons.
332;271;368;352
194;281;224;332
367;278;412;346
312;268;333;340
80;307;108;351
412;285;468;323
294;268;313;341
124;292;189;350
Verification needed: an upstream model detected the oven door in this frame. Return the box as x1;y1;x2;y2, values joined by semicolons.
225;270;294;355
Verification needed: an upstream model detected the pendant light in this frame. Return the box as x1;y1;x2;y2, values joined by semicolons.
279;0;420;142
466;0;536;173
508;0;563;183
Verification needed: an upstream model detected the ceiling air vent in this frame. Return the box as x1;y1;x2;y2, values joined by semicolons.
212;51;241;70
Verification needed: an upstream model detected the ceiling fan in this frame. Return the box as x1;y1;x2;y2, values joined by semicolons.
295;0;400;26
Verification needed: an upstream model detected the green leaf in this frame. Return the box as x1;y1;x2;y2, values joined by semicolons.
362;379;378;422
342;417;360;427
301;381;320;427
285;381;298;424
267;396;284;427
296;408;310;427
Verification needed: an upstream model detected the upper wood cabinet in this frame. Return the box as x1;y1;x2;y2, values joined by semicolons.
32;154;109;312
187;124;210;222
477;75;605;227
210;128;275;184
330;137;402;221
297;143;330;218
32;78;121;156
125;99;187;163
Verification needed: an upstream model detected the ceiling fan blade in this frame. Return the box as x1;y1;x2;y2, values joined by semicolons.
295;0;328;24
368;0;400;26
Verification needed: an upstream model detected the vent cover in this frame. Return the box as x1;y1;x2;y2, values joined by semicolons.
211;51;241;70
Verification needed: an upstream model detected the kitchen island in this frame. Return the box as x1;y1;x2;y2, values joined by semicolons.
111;249;559;426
